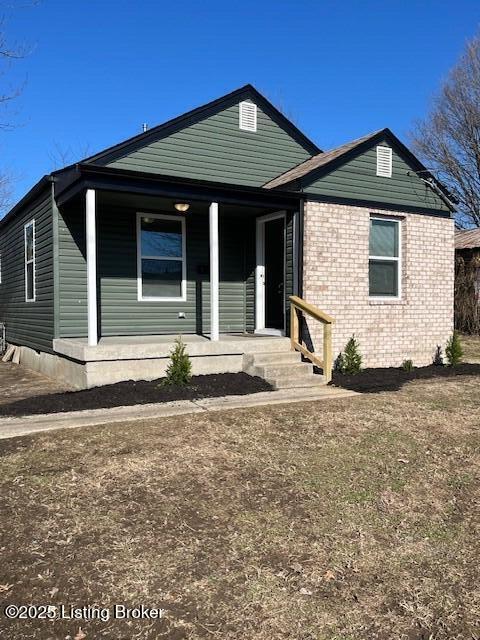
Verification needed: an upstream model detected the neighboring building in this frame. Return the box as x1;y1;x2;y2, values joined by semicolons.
0;85;455;388
455;228;480;332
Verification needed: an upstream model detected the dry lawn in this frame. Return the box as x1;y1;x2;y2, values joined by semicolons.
1;374;479;639
461;333;480;361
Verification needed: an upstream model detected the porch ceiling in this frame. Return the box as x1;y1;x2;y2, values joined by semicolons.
97;190;274;218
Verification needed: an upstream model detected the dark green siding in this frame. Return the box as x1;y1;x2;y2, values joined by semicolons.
0;189;54;352
244;219;256;333
57;203;256;337
58;201;88;338
303;139;450;212
107;100;312;187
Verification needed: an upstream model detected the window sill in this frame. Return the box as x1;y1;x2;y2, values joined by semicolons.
368;297;405;306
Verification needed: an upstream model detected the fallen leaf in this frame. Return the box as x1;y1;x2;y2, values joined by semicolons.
299;587;312;596
74;628;86;640
0;584;13;593
323;570;336;582
49;587;59;598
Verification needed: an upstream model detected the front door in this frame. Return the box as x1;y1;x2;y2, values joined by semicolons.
256;213;285;333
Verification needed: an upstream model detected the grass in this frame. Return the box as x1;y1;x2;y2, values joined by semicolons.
461;332;480;361
1;373;480;639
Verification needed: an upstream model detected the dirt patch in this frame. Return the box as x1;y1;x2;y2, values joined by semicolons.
0;362;70;406
331;362;480;392
0;372;273;417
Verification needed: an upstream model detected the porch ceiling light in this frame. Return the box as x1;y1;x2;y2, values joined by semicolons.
174;202;190;212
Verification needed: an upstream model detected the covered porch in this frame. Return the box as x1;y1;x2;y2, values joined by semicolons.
54;164;303;349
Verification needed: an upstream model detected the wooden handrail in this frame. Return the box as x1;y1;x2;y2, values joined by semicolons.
289;295;335;383
289;296;335;324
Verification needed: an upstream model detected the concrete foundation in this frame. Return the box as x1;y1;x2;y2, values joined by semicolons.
12;334;292;389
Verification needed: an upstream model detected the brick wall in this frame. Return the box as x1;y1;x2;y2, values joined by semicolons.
302;201;454;368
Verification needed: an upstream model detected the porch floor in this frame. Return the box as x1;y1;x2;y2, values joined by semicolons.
53;333;290;363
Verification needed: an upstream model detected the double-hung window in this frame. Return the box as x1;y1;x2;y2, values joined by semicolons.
369;217;401;299
137;213;186;301
24;220;36;302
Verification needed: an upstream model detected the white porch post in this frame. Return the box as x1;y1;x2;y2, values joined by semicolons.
86;189;98;347
209;201;219;341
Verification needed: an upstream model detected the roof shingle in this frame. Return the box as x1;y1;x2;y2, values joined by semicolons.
263;130;383;189
455;228;480;250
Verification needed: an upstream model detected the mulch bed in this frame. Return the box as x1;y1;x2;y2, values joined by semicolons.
0;373;273;418
331;362;480;393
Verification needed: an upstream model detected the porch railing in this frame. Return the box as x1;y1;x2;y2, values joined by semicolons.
289;295;335;383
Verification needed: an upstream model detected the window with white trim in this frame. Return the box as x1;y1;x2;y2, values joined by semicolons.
376;145;392;177
137;213;186;301
24;220;35;302
369;217;400;298
239;101;257;132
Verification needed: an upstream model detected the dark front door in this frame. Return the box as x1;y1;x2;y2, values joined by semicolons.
264;217;285;330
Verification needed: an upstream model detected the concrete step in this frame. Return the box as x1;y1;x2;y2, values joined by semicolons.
242;344;327;390
247;362;313;379
243;350;301;367
267;372;326;390
241;337;291;354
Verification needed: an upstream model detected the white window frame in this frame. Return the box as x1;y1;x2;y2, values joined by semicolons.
136;212;187;302
376;145;392;178
369;216;401;300
24;219;36;302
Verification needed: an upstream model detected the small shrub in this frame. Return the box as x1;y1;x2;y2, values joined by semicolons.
334;352;345;372
341;335;362;375
164;336;192;386
445;331;463;367
401;359;414;372
433;345;444;366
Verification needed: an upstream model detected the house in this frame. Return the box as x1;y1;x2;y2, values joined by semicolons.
455;228;480;333
0;84;455;389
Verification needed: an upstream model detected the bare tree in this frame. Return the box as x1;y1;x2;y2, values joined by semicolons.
412;33;480;228
48;140;93;171
0;13;27;216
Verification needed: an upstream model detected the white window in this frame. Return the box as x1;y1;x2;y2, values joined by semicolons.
239;101;257;132
24;220;35;302
369;217;401;299
376;145;392;177
137;213;186;301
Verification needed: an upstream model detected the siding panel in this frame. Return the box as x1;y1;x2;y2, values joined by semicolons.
58;203;253;337
107;101;312;187
304;140;450;212
0;189;54;353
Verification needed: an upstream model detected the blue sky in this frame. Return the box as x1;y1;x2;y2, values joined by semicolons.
1;0;479;204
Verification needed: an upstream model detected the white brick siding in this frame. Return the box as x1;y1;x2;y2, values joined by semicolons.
302;201;454;368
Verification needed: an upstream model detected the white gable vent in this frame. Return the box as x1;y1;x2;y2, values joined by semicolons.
239;101;257;132
376;145;392;177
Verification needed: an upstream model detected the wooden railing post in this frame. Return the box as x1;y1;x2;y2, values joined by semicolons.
323;322;333;383
290;303;299;351
288;295;335;383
